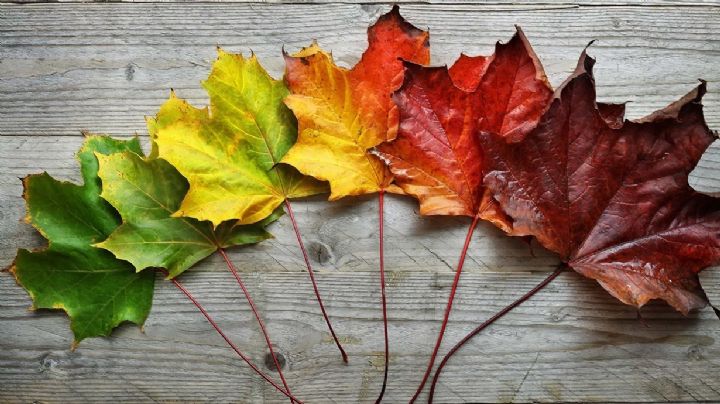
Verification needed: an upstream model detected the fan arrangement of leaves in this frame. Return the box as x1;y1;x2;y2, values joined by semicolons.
7;6;720;403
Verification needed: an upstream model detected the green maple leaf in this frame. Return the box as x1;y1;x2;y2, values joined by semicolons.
95;148;281;278
149;49;327;227
10;136;156;345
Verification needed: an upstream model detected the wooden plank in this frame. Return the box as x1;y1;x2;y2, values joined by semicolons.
3;270;720;403
2;2;720;403
4;1;720;6
2;3;720;137
700;271;720;309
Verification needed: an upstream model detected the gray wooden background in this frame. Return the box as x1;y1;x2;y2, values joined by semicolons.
2;1;720;403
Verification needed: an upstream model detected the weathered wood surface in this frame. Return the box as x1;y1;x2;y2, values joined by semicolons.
1;2;720;403
5;0;720;6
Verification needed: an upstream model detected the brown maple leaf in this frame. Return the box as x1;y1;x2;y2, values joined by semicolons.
482;50;720;313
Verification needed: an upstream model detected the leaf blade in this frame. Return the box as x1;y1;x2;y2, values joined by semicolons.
152;53;325;226
282;7;430;198
377;28;552;230
96;150;274;278
11;136;155;343
481;52;720;313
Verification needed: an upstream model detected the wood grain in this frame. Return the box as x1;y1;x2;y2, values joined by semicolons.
1;2;719;403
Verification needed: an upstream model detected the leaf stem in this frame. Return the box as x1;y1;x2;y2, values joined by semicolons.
427;264;566;403
409;215;480;403
218;248;295;403
284;199;348;363
375;190;389;404
162;270;301;403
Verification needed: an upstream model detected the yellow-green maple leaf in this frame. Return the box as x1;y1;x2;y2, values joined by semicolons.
151;49;326;227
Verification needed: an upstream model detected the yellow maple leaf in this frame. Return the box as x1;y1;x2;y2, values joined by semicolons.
281;6;430;200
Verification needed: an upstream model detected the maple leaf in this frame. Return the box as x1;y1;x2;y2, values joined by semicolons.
281;5;430;199
150;47;350;365
93;144;295;395
375;27;552;228
373;28;553;402
95;149;280;279
151;49;326;227
280;6;430;398
9;136;156;344
482;51;720;313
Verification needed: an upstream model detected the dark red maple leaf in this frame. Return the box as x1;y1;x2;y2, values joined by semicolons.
482;50;720;313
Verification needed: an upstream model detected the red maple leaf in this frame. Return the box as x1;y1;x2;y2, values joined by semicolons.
376;27;553;229
482;50;720;314
375;28;555;402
